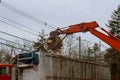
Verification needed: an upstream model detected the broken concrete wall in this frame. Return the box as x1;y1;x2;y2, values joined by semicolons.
45;54;111;80
19;52;46;80
19;52;111;80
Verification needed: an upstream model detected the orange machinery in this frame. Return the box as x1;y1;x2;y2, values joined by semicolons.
47;21;120;52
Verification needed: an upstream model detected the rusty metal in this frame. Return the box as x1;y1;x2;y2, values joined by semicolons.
47;30;62;52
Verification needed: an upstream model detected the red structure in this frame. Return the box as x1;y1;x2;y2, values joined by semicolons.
47;21;120;52
0;64;12;80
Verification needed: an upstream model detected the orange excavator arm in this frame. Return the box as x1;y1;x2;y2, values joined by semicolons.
47;21;120;52
57;21;99;34
89;27;120;52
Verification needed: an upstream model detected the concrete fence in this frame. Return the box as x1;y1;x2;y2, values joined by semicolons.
45;54;111;80
19;52;111;80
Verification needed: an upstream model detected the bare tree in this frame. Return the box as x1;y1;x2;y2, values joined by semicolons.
0;39;33;64
63;34;79;58
63;34;94;59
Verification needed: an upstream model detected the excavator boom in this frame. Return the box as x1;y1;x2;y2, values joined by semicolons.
57;21;99;34
47;21;120;52
89;27;120;52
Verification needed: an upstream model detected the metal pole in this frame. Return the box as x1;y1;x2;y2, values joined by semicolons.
79;36;81;59
99;41;101;54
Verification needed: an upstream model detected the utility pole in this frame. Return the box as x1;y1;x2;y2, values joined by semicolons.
39;29;48;42
39;29;48;52
79;36;81;59
99;41;101;53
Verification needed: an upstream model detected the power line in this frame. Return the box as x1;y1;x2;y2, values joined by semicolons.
0;1;56;29
0;30;33;43
0;19;38;36
0;16;40;33
0;37;30;48
0;42;29;51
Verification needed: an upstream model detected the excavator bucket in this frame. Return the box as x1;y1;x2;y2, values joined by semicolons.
47;30;62;52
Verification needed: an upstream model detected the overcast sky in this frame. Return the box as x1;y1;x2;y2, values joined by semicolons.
0;0;119;48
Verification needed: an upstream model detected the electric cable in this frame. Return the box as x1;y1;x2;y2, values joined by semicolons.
0;42;29;51
0;37;30;48
0;30;33;43
0;16;40;33
0;1;56;29
0;19;38;36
